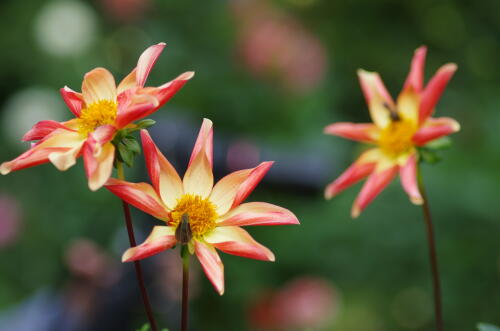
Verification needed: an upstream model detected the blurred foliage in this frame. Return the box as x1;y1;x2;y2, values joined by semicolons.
478;323;500;331
1;0;500;330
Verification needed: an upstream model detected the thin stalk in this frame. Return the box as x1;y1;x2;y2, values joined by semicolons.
418;168;444;331
181;245;190;331
117;162;159;331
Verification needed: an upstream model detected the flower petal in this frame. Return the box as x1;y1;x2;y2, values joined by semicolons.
122;226;176;262
217;202;299;227
396;86;420;124
358;69;395;128
399;153;422;205
140;71;194;109
188;118;213;168
210;161;273;215
60;86;84;117
22;120;76;141
136;42;166;88
325;148;382;199
403;46;427;93
183;147;213;198
351;165;398;218
141;129;183;209
1;129;85;175
205;226;275;261
323;122;378;143
83;141;115;191
419;63;457;124
105;178;171;220
115;90;160;129
412;117;460;146
117;69;137;95
81;68;117;105
195;241;224;295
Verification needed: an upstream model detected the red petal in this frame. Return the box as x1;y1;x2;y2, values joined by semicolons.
217;202;299;227
324;122;378;143
403;46;427;93
122;226;176;262
412;117;460;146
60;86;83;117
195;241;225;295
136;42;166;87
399;154;422;205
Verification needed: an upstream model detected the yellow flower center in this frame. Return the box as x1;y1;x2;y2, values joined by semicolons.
378;119;417;158
77;100;118;137
170;194;218;240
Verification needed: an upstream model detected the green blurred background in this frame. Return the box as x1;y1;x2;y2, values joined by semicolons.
0;0;499;330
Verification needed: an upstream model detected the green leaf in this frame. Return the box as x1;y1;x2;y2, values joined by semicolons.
478;323;500;331
425;136;452;150
135;324;169;331
122;136;141;154
135;119;156;129
418;148;441;165
117;142;135;167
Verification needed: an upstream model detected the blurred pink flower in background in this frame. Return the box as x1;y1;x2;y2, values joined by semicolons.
99;0;151;22
0;194;22;248
230;0;327;94
248;276;340;330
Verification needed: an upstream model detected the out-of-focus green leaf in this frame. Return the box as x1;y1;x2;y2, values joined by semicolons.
418;148;441;164
425;136;453;150
136;324;169;331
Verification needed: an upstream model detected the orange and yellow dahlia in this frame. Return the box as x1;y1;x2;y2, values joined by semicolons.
0;43;193;190
324;46;460;217
106;119;299;295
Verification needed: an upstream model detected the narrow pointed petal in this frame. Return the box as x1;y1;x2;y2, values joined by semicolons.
413;117;460;146
188;118;213;168
81;68;117;105
1;129;85;175
136;42;166;87
210;162;273;215
195;241;225;295
105;178;170;220
183;149;213;198
83;141;115;191
325;148;382;199
399;154;422;205
403;46;427;93
323;122;378;143
351;165;398;218
117;69;137;95
419;63;457;124
396;86;420;124
60;86;84;117
358;70;395;128
141;129;183;209
140;71;194;110
205;226;275;261
115;90;159;129
122;226;176;262
22;120;76;141
217;202;299;227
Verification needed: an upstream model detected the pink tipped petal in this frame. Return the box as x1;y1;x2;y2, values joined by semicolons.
358;69;395;107
183;149;214;199
399;154;422;205
396;86;420;124
122;226;176;262
188;118;213;168
22;120;75;141
145;71;194;109
115;91;159;129
141;130;183;209
60;86;84;117
324;148;382;199
323;122;378;143
205;226;275;261
419;63;457;123
412;117;460;146
105;178;170;220
81;68;117;105
217;202;299;227
403;46;427;93
1;129;85;175
195;241;225;295
83;142;115;191
351;165;398;218
210;162;273;215
117;69;137;95
136;42;166;87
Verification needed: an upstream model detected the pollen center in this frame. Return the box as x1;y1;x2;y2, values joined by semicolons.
170;194;218;239
77;100;118;137
378;119;417;158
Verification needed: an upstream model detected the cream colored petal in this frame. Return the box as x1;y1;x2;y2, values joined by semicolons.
82;68;117;105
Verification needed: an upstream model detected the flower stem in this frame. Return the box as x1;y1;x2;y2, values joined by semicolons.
417;169;444;331
116;162;159;331
181;245;190;331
